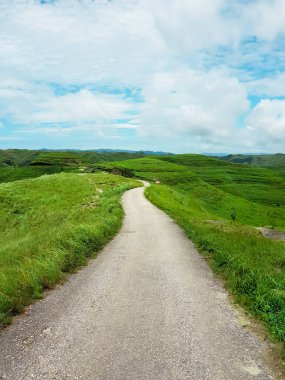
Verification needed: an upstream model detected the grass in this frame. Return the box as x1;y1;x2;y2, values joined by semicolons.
1;152;285;358
145;184;285;354
0;149;148;185
94;156;285;228
0;148;146;167
157;154;285;207
102;155;285;354
219;153;285;168
0;172;140;326
0;166;79;184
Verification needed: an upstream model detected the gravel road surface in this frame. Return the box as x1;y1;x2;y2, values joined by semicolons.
0;184;275;379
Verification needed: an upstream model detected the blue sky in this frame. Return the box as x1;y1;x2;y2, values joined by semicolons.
0;0;285;153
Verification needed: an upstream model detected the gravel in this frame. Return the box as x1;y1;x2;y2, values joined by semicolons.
0;185;275;379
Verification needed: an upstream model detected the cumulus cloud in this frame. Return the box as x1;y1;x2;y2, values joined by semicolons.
0;0;284;151
246;99;285;143
27;90;134;124
246;73;285;97
243;0;285;41
140;69;249;140
0;1;166;86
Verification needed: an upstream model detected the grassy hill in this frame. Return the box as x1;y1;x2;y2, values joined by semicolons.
219;153;285;179
100;155;285;350
0;149;39;167
93;157;193;184
157;154;285;207
1;151;284;355
0;149;146;167
219;153;285;168
0;172;140;326
0;149;147;184
0;166;78;184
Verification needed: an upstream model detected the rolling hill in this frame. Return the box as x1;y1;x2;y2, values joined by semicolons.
93;154;285;349
218;153;285;168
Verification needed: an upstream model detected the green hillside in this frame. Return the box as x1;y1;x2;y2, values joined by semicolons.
0;172;140;325
0;149;145;167
1;151;284;354
219;153;285;168
93;157;193;184
101;154;285;350
157;154;285;207
0;149;146;184
0;166;78;184
219;153;285;179
0;149;39;167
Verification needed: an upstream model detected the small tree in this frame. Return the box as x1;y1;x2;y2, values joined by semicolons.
230;207;236;222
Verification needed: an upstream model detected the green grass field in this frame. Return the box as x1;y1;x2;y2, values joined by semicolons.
1;151;285;356
99;155;285;353
219;153;285;168
0;149;145;167
0;149;148;184
0;172;140;326
0;166;79;184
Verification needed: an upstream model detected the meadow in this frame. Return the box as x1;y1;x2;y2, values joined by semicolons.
0;172;140;325
0;149;146;167
96;155;285;353
1;151;285;356
0;166;77;184
0;149;147;184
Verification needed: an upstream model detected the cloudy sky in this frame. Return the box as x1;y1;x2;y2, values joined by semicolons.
0;0;285;153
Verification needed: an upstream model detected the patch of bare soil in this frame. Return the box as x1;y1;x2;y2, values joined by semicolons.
256;227;285;241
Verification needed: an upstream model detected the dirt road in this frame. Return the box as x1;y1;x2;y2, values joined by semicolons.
0;185;275;379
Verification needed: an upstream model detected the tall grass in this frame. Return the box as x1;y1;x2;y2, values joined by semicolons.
101;156;285;355
0;166;77;184
0;172;139;325
145;184;285;354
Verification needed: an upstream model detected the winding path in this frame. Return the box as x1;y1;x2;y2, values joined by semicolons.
0;184;275;379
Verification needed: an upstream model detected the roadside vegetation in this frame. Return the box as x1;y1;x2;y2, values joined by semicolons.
1;150;284;357
0;172;140;326
0;149;148;184
98;155;285;355
0;166;78;184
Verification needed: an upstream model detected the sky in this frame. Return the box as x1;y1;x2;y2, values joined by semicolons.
0;0;285;153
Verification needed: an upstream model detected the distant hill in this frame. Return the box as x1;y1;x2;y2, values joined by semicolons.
0;149;173;167
94;149;173;155
0;149;39;167
218;153;285;168
157;153;234;167
38;148;173;155
0;149;147;167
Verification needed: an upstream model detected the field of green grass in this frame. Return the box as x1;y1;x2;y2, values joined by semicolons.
0;166;79;184
100;155;285;353
0;172;140;326
0;149;148;184
0;149;145;167
1;151;285;357
219;153;285;168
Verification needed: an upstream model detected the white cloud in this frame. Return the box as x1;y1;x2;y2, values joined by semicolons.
148;0;231;53
0;0;285;152
243;0;285;41
0;78;135;124
0;1;166;86
246;99;285;143
246;73;285;97
28;90;133;124
140;69;249;141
